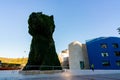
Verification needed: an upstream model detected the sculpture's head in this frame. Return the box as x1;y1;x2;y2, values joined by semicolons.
28;12;55;37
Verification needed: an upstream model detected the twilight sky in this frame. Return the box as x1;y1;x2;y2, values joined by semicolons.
0;0;120;58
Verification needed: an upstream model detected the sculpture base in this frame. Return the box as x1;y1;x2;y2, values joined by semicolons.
19;70;64;75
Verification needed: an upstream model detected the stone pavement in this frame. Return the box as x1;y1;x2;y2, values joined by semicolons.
11;73;120;80
0;70;120;80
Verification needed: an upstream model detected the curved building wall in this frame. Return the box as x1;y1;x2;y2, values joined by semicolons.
86;37;120;69
69;41;89;70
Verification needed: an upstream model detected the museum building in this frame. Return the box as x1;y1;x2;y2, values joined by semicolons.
69;37;120;70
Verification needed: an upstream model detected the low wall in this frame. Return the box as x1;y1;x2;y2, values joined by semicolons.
19;70;64;75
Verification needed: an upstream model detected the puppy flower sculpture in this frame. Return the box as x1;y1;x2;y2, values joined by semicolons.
23;12;62;70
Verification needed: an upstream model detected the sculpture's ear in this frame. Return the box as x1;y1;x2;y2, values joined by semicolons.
31;12;36;16
50;15;54;20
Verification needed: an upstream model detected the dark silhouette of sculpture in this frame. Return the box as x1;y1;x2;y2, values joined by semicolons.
23;12;62;70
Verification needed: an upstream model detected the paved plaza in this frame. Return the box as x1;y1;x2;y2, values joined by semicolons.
0;70;120;80
20;74;120;80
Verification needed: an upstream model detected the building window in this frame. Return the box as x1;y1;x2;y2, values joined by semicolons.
116;60;120;66
114;51;120;56
101;52;108;57
101;43;107;48
102;60;110;66
112;43;119;48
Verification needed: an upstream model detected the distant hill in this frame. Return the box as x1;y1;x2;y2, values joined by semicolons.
0;57;28;65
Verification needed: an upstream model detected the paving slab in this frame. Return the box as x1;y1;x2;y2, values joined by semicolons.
0;70;120;80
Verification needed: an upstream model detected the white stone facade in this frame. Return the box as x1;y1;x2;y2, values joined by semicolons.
69;41;89;70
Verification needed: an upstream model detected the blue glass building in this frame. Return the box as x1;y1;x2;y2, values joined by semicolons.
86;37;120;69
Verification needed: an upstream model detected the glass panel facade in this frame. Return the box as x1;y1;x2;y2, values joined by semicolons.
80;61;84;69
116;60;120;66
112;43;119;48
101;52;108;57
114;51;120;56
101;43;107;48
102;61;110;66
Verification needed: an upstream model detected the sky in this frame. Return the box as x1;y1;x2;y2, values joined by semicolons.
0;0;120;58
